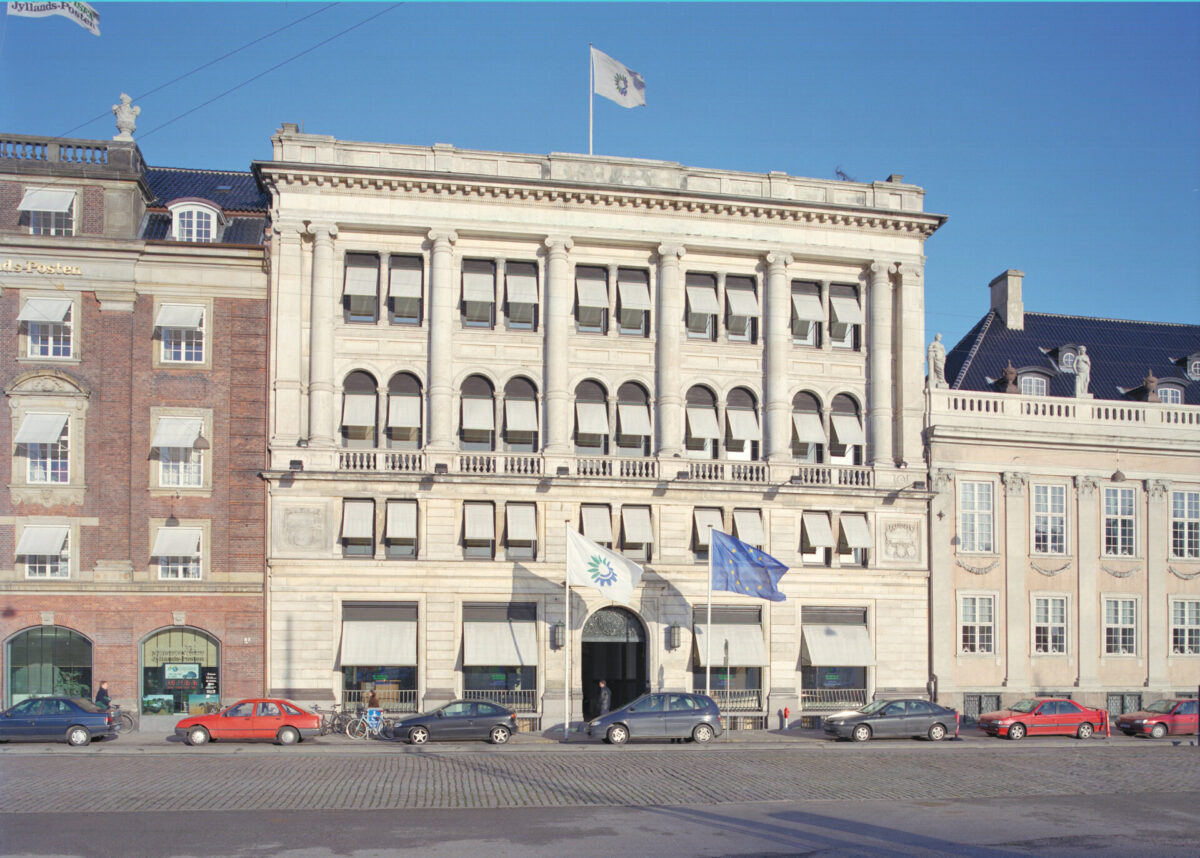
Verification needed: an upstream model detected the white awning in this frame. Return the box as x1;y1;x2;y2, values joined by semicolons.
576;273;609;309
802;623;875;666
617;278;651;311
505;399;538;432
16;297;72;323
830;414;865;446
802;512;836;548
622;506;653;543
154;304;204;329
581;506;613;543
617;403;651;437
726;409;760;441
693;508;724;548
733;509;765;546
725;287;761;318
389;260;423;298
14;413;68;444
464;503;494;540
506;503;537;541
151;417;203;448
839;513;873;549
791;291;824;322
686;284;720;315
462;268;494;303
341;500;374;539
792;412;827;444
686;406;721;440
461;398;494;431
575;401;609;435
506;269;539;304
18;189;75;213
342;394;376;428
463;620;538;667
343;265;378;297
341;619;417;666
387;395;421;429
829;294;864;325
386;500;417;539
151;527;202;558
694;623;768;667
15;525;69;556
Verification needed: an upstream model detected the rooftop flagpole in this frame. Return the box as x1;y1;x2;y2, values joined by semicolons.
588;43;594;155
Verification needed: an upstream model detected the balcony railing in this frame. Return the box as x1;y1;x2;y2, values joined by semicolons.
707;689;763;711
801;688;867;711
933;388;1200;431
343;689;418;713
463;689;538;711
0;134;143;173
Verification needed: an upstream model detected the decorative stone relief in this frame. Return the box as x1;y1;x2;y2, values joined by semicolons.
932;469;955;494
882;521;919;561
1074;475;1098;497
1002;471;1028;496
172;611;187;626
1146;479;1170;501
956;558;999;576
1169;565;1200;580
1101;563;1139;579
40;612;54;625
1031;560;1071;577
281;506;325;550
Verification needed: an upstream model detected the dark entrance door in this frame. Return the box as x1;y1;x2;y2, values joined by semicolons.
580;607;647;720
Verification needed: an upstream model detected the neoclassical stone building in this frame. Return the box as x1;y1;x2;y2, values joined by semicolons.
256;127;944;727
927;271;1200;719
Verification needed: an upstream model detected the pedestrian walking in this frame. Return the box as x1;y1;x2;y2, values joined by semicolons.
94;680;111;708
598;679;611;715
367;689;380;709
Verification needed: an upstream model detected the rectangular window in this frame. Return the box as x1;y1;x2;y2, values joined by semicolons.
959;481;994;553
30;209;75;236
19;189;76;236
837;513;872;567
27;421;70;484
1033;484;1066;554
960;595;995;654
620;505;653;561
1020;376;1047;396
505;262;539;331
341;499;375;557
462;260;496;328
19;298;74;359
1103;487;1136;556
1104;597;1137;654
685;273;718;340
1171;491;1200;559
575;266;609;334
790;281;822;347
385;499;418;559
616;268;650;336
504;502;537;560
156;304;206;364
1033;596;1067;654
388;255;424;325
800;511;834;566
692;507;723;561
581;504;613;548
732;508;765;550
828;284;862;350
343;254;380;323
463;501;496;559
724;275;759;344
152;527;203;580
1171;599;1200;655
17;526;70;579
160;447;203;488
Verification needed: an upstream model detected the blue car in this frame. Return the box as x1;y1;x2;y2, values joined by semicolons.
587;692;723;745
0;696;117;746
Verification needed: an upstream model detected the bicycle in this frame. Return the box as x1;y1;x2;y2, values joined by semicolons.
346;708;394;740
109;704;135;734
314;703;358;736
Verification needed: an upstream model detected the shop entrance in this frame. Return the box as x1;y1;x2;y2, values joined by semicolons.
580;606;646;720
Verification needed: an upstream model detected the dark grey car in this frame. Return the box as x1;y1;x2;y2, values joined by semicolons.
823;698;959;742
587;692;723;745
391;699;518;745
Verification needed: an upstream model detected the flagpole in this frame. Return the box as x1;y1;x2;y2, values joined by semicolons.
563;522;571;742
706;527;713;698
588;43;594;155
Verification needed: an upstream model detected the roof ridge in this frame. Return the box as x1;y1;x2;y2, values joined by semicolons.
146;165;254;177
1025;310;1200;330
951;310;995;389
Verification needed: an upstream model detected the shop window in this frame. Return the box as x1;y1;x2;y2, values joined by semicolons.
462;603;537;710
340;602;418;710
5;626;92;704
692;606;765;710
388;255;423;325
140;627;219;716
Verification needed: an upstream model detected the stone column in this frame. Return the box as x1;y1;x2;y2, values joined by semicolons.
929;469;957;702
892;261;925;467
426;230;458;451
764;251;793;461
819;280;832;352
543;237;574;454
867;261;894;466
1145;479;1171;692
655;245;686;458
1074;476;1100;689
1002;472;1029;689
272;220;306;450
306;223;338;447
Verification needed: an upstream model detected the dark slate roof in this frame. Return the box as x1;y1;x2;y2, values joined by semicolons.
945;310;1200;404
142;213;265;244
144;166;268;212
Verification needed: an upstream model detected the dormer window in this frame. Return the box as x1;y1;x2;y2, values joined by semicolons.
1158;385;1183;405
1060;351;1076;372
1188;358;1200;381
167;199;224;243
1020;374;1048;396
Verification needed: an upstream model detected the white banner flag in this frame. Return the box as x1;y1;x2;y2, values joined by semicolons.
7;2;100;35
591;46;645;109
567;528;644;606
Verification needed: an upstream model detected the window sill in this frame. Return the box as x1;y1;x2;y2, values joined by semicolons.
17;355;80;366
149;487;212;498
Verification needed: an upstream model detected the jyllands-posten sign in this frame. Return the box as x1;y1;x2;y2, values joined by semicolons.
0;259;83;275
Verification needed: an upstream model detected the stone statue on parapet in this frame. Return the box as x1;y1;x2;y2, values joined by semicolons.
1074;346;1091;398
927;333;947;388
112;93;140;142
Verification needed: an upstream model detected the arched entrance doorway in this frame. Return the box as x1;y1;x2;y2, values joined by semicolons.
580;606;646;719
5;626;93;706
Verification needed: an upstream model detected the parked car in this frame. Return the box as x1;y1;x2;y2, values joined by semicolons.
0;696;117;746
587;692;723;745
1116;699;1199;738
978;698;1107;740
174;698;320;746
392;699;518;745
823;698;959;742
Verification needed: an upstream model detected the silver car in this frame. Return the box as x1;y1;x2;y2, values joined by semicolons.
587;692;723;745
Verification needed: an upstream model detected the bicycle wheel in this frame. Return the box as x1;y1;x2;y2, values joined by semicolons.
116;712;135;733
348;719;369;739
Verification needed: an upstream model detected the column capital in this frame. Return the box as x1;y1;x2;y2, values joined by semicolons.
890;260;923;282
1074;475;1098;496
868;260;891;279
656;244;686;263
306;222;338;241
1002;471;1028;496
1146;479;1171;501
427;229;458;245
765;251;793;271
273;219;306;237
543;235;574;255
931;468;955;494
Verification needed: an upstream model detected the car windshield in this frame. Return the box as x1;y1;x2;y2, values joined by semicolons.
1143;699;1177;714
858;700;891;715
70;698;106;713
1008;699;1039;713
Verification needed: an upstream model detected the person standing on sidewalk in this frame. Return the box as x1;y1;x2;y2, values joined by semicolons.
94;681;111;708
598;680;611;716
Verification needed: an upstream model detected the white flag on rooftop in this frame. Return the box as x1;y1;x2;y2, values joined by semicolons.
591;46;646;108
567;528;644;606
7;2;100;35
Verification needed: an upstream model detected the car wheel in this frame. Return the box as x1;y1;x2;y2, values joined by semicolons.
277;726;300;745
1150;723;1167;739
1007;723;1026;740
66;726;90;747
408;726;429;745
927;723;947;742
489;725;511;745
692;724;714;744
187;726;210;746
606;725;629;745
1076;722;1094;740
851;724;872;742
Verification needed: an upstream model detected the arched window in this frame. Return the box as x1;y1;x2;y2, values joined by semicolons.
685;386;719;459
829;393;864;466
574;380;609;456
503;377;539;453
460;375;496;451
1019;374;1048;396
167;199;224;243
791;391;825;463
387;372;423;450
6;626;92;705
140;627;220;716
1158;385;1183;405
341;371;378;449
615;382;652;457
725;387;760;460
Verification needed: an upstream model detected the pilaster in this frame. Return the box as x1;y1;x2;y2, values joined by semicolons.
273;220;306;447
426;229;458;451
543;236;574;454
1146;479;1171;690
1002;471;1028;688
893;261;925;467
306;222;338;447
929;468;956;698
1074;476;1100;687
867;261;894;466
764;251;793;462
655;244;685;458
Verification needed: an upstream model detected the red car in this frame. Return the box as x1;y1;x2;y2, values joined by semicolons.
174;698;320;746
1116;699;1199;739
977;698;1107;740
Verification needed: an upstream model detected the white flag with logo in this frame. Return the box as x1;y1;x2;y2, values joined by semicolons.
591;46;646;108
567;528;644;606
7;2;100;35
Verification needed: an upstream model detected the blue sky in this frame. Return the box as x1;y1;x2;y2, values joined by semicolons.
2;2;1197;346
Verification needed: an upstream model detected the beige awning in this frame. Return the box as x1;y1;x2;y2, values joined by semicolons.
576;273;609;309
802;623;875;666
151;527;202;558
154;304;204;329
725;287;761;318
505;399;538;432
388;259;423;298
506;503;537;541
341;500;374;539
726;409;760;441
791;291;824;322
386;500;417;539
839;513;873;549
617;403;652;437
461;398;495;431
342;394;376;428
802;512;836;548
622;506;653;543
830;414;864;446
18;189;75;213
15;525;69;556
16;297;72;323
343;265;378;297
617;278;651;310
686;406;721;440
581;506;613;543
14;413;68;444
693;508;724;549
686;285;720;315
464;503;495;540
732;509;765;546
792;412;826;444
341;619;417;665
462;268;494;303
575;401;609;435
829;295;864;325
463;620;537;667
506;268;539;304
151;417;203;448
694;623;768;667
387;395;421;429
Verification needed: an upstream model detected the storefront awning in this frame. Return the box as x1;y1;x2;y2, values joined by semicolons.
801;624;875;667
151;527;201;558
341;619;417;666
15;525;69;556
14;412;68;444
463;619;537;667
694;623;768;667
154;304;204;329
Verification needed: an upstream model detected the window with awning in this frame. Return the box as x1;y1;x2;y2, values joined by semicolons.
575;269;609;308
340;602;418;666
462;603;538;667
14;413;68;444
830;413;864;446
150;527;202;558
792;411;827;445
385;500;417;558
726;409;760;442
18;189;75;213
802;512;835;548
621;506;653;544
341;500;375;540
828;294;864;325
692;508;724;550
617;273;651;310
505;399;538;433
387;395;421;429
342;394;377;428
461;397;495;431
791;288;824;322
725;281;760;321
15;525;69;556
388;257;423;298
505;263;539;305
686;406;721;440
17;297;72;324
506;503;536;541
801;622;875;667
617;403;652;437
839;513;872;549
154;304;205;329
581;504;613;545
151;417;203;449
732;509;765;547
686;283;720;315
575;401;609;436
464;502;495;542
343;257;379;303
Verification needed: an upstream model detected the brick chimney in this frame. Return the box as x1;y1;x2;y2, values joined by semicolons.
989;269;1024;330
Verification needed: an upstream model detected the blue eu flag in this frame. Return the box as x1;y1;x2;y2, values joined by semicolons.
711;530;788;601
